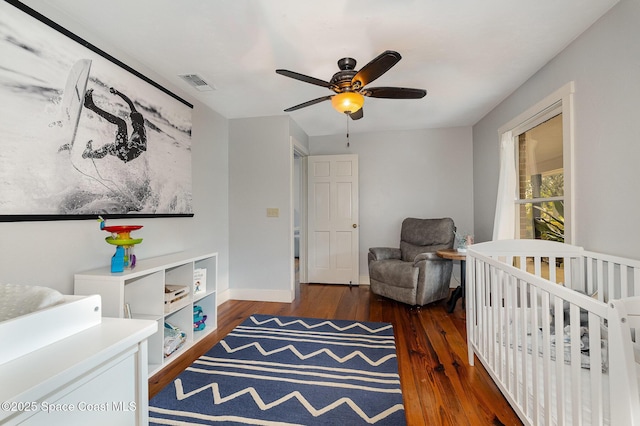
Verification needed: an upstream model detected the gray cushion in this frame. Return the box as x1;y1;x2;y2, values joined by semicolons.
400;218;455;262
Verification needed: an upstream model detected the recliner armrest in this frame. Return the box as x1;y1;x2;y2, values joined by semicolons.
368;247;401;261
413;252;448;266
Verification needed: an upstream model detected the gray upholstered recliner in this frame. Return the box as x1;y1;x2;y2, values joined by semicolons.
368;217;455;306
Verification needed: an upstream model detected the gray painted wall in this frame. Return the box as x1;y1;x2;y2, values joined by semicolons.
472;0;640;258
228;116;309;301
310;127;474;284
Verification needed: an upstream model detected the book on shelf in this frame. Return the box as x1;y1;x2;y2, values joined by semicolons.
193;268;207;296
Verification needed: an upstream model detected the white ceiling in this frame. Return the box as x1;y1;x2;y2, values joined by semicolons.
32;0;618;137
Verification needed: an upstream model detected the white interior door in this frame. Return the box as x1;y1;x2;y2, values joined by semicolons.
307;154;359;284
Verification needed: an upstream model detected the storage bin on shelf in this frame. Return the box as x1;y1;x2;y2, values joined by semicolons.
164;284;189;313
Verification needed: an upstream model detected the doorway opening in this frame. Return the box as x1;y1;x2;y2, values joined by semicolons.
294;152;302;287
291;136;308;294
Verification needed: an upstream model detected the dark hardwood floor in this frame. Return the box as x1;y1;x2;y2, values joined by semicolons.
149;283;522;425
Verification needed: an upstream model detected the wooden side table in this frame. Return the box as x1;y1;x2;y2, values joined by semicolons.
436;249;466;312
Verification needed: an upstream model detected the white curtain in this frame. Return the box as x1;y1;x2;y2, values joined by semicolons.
492;131;517;240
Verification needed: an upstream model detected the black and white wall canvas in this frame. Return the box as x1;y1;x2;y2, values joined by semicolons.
0;1;194;221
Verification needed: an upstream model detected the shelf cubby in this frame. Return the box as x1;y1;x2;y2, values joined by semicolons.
74;250;218;376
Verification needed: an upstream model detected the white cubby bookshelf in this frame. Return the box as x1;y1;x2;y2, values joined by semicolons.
74;250;217;377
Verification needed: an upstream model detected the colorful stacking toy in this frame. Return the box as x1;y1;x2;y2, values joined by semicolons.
98;216;143;272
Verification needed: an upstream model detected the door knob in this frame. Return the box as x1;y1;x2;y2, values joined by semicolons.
352;224;358;228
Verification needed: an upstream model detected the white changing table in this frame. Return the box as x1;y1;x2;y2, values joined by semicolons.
0;315;156;425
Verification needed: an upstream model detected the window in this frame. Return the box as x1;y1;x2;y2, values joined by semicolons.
495;82;574;243
516;112;564;241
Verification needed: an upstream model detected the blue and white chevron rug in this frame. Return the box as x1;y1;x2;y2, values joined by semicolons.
149;314;406;425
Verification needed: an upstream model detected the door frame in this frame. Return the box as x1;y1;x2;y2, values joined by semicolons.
291;137;308;290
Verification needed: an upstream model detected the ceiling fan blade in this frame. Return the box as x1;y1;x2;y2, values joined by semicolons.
349;108;363;120
276;69;332;89
364;87;427;99
351;50;401;88
284;95;333;112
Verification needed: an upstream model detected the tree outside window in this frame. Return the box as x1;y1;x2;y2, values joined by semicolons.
517;114;564;242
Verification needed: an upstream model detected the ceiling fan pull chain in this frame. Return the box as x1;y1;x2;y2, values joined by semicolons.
346;113;350;148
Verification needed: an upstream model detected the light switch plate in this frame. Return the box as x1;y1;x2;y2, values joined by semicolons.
266;208;279;218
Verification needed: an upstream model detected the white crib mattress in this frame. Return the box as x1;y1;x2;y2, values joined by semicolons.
0;283;64;322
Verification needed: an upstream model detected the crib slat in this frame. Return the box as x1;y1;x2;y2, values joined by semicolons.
597;259;605;301
531;285;540;425
564;256;573;289
481;262;487;353
504;273;512;393
553;296;565;426
549;257;557;283
507;274;517;404
496;268;505;381
569;305;582;425
493;267;500;376
478;262;486;356
574;255;584;290
541;291;552;426
484;264;491;360
467;258;476;366
608;262;616;300
510;274;519;403
586;257;596;300
490;267;498;371
487;267;494;369
519;279;529;418
588;312;603;425
482;263;490;359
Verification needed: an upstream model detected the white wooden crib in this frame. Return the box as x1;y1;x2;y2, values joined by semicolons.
466;240;640;426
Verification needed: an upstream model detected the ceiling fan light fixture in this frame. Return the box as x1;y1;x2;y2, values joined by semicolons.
331;92;364;114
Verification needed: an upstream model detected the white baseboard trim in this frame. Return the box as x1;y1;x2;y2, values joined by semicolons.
359;275;370;285
217;288;232;306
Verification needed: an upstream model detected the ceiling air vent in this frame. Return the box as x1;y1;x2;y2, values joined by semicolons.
179;73;215;91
